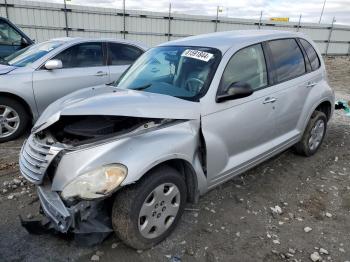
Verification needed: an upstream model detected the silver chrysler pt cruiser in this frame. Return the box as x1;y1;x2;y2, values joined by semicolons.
19;30;334;249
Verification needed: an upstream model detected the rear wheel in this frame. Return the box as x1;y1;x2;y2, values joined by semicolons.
112;166;187;250
0;97;29;143
294;111;327;156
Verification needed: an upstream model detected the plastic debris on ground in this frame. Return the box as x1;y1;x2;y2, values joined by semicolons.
335;100;350;117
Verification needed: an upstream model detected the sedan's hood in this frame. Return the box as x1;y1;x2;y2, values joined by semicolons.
0;64;17;75
33;85;200;133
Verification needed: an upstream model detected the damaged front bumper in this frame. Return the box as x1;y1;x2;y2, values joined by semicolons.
21;182;113;245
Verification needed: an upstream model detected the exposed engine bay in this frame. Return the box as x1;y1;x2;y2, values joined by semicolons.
41;115;169;146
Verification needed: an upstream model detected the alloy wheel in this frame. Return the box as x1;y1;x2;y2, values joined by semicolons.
0;105;20;138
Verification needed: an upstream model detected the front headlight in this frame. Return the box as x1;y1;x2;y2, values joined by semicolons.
61;164;127;200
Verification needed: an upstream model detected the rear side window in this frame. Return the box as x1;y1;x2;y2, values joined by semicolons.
299;39;320;71
268;39;306;83
108;43;143;65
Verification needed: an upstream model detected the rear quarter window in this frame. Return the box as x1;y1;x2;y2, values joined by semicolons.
268;38;306;83
299;38;321;71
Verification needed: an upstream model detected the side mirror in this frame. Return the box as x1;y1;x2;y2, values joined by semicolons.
216;82;254;102
44;59;63;70
20;37;29;47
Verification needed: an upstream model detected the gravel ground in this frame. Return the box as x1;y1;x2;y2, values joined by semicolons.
0;56;350;262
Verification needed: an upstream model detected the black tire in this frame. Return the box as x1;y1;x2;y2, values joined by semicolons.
293;110;327;157
0;97;29;143
112;165;187;250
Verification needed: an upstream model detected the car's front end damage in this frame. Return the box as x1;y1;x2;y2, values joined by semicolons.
18;85;205;244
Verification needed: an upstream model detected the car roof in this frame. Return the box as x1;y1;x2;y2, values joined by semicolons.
48;37;148;50
160;30;305;53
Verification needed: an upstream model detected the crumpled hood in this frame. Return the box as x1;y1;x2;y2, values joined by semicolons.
33;85;200;133
0;64;17;75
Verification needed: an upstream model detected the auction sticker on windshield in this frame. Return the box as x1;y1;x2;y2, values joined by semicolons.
181;49;214;62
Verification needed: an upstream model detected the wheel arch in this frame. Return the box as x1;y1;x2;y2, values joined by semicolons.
139;158;199;204
315;100;332;121
0;92;34;121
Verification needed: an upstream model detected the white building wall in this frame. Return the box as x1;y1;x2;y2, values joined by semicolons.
0;0;349;55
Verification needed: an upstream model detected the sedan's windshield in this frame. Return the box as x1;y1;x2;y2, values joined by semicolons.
2;41;64;67
115;46;221;101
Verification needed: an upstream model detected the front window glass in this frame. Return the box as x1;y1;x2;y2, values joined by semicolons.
114;46;221;101
54;42;104;68
219;44;267;94
3;41;64;67
0;20;22;45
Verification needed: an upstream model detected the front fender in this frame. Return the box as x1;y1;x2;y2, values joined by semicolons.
51;120;204;192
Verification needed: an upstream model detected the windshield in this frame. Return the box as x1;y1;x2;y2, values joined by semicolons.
115;46;221;101
3;41;64;67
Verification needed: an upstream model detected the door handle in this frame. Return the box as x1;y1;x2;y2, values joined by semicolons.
306;82;317;88
95;71;108;77
263;97;277;104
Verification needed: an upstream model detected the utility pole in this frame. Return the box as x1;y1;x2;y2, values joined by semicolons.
297;14;302;31
325;17;335;56
63;0;69;36
167;3;171;41
4;0;9;19
319;0;327;23
123;0;126;39
258;11;263;29
215;6;219;32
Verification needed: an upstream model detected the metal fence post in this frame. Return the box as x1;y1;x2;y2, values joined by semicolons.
297;14;302;31
258;11;262;29
215;6;219;32
63;0;69;36
167;3;171;41
123;0;126;39
325;17;335;56
4;0;9;19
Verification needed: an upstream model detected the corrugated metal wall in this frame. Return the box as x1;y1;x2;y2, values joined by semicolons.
1;0;349;55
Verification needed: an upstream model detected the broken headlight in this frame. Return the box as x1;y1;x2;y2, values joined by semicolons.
61;164;127;200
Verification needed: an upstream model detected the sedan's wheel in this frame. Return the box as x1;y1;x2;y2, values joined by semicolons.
0;98;29;143
112;166;187;250
294;110;327;156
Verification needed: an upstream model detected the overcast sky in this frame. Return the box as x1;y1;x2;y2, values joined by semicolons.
33;0;350;25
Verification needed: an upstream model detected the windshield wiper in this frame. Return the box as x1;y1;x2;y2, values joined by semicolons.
131;83;152;91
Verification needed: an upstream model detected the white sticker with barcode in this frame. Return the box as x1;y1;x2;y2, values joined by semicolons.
181;49;214;62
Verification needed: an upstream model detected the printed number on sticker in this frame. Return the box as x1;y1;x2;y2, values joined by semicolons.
181;49;214;62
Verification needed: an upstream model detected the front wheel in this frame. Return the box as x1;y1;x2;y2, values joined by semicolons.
112;166;187;250
0;97;29;143
293;110;327;156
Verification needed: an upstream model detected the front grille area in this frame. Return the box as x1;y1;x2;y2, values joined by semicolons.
19;134;61;184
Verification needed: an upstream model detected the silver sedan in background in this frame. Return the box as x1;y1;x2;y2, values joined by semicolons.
0;37;147;142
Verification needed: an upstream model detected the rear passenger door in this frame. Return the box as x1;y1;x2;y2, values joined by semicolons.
266;38;313;146
107;42;144;83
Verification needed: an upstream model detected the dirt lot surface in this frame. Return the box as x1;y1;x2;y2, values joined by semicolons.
0;57;350;262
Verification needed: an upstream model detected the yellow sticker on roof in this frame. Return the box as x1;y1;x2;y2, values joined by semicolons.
181;49;214;62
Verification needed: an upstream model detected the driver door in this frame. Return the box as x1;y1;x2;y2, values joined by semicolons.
201;43;278;187
32;42;109;113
